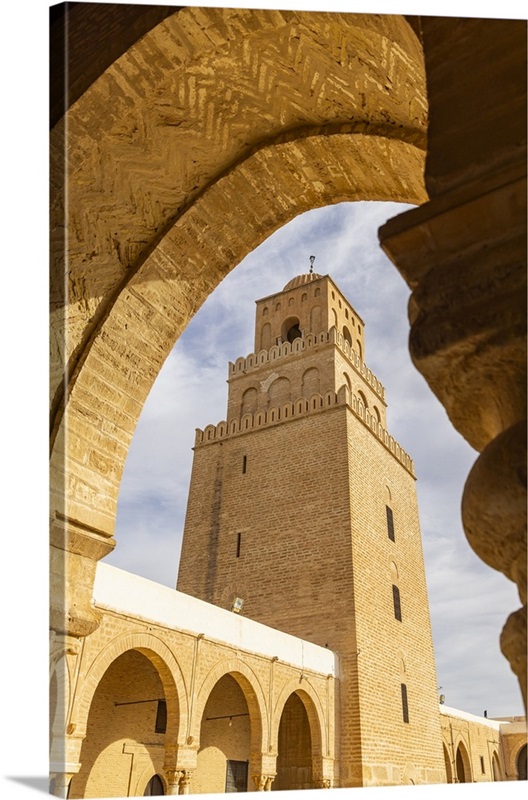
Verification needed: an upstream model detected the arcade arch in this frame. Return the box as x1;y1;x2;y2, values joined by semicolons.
192;660;267;758
71;634;187;745
271;680;329;790
274;692;314;791
491;751;502;781
69;650;170;799
194;674;252;795
143;774;166;796
455;741;472;784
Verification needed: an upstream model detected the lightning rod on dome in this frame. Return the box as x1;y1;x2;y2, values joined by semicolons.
309;255;315;274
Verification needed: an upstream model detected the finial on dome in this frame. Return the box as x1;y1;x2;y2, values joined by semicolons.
309;255;315;274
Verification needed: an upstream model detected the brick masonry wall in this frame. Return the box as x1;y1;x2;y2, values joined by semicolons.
177;400;445;787
345;413;445;786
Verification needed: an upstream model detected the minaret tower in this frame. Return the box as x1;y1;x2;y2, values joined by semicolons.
177;267;445;787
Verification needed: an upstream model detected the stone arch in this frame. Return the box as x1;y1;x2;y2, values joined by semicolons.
192;658;268;755
281;316;302;344
443;742;453;783
137;767;167;798
491;749;502;781
271;678;326;760
455;739;472;783
51;140;425;543
357;389;368;408
71;632;188;746
343;325;352;346
49;8;428;643
71;648;175;799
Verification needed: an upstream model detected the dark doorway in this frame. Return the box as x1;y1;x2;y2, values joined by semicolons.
456;745;468;783
144;774;165;795
225;760;248;792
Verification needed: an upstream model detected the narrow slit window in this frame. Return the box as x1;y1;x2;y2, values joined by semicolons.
386;505;395;541
242;455;247;474
480;756;485;774
155;699;167;733
236;533;242;558
392;584;402;621
401;683;409;723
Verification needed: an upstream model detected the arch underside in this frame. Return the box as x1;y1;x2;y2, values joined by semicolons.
50;8;427;540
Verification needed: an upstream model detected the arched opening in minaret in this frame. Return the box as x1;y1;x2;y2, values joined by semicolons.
357;390;368;409
282;316;302;344
273;692;314;791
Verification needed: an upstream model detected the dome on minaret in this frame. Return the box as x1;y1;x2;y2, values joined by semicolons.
282;272;323;291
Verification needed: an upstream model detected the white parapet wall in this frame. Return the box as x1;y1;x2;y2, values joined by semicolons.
94;562;338;677
440;704;502;730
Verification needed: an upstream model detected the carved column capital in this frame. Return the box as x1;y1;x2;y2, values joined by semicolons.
252;773;276;791
178;769;195;794
165;769;183;796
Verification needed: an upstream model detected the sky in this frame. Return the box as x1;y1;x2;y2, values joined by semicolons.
108;199;524;719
